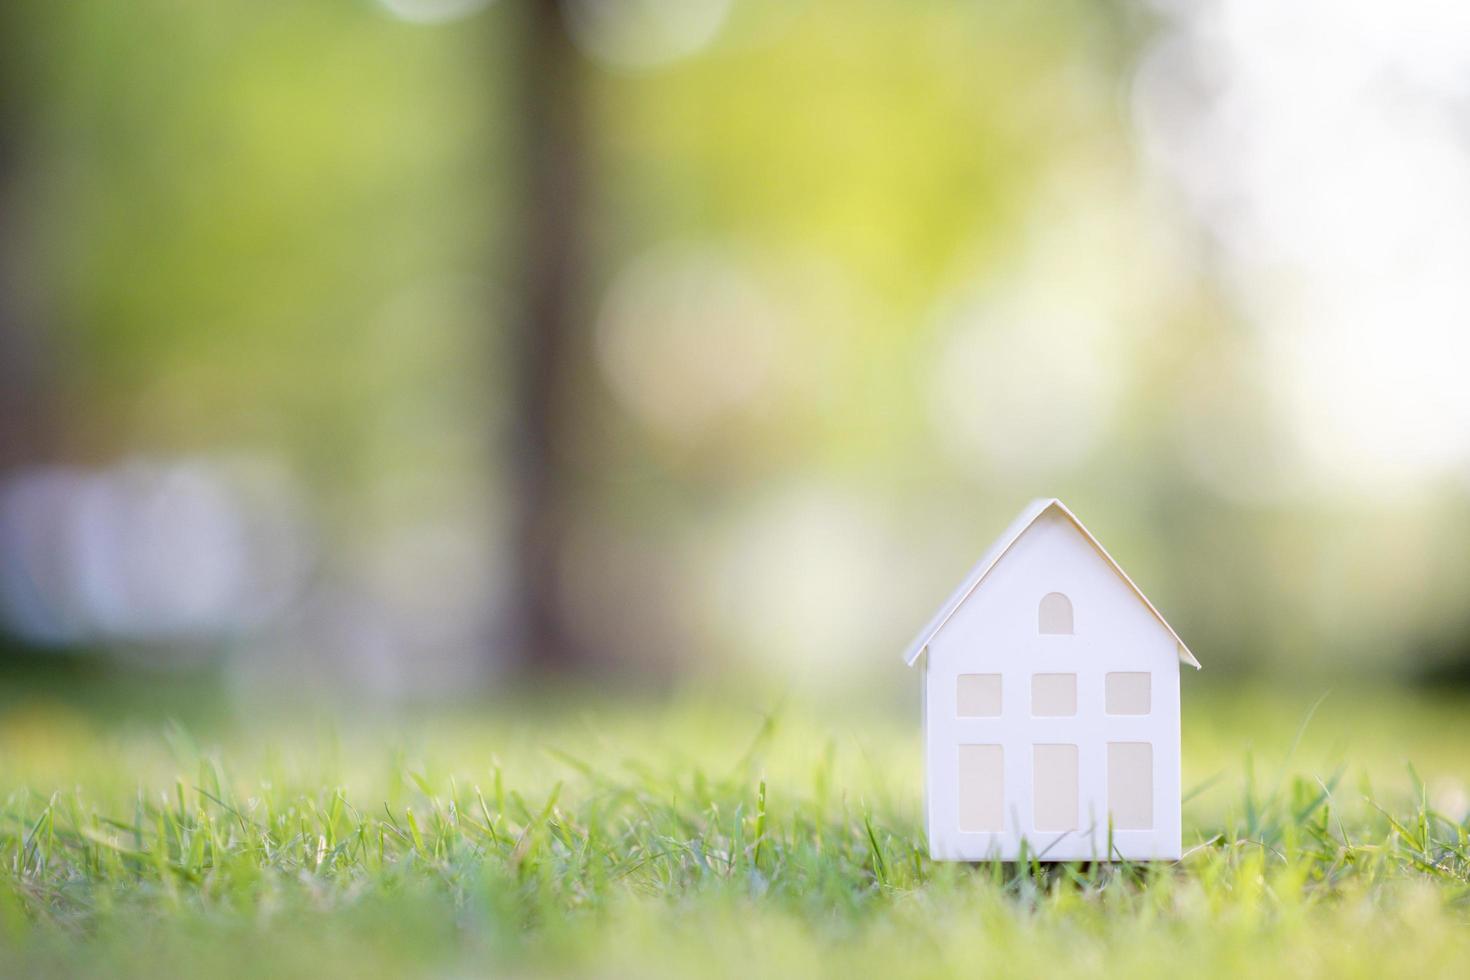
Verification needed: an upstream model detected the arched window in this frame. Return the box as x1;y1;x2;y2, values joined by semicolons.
1038;592;1073;634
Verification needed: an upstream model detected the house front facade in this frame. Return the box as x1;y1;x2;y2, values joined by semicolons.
906;499;1198;862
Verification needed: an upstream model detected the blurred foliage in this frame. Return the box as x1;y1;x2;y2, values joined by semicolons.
4;0;1470;683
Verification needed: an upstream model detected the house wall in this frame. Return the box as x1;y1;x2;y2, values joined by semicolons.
924;508;1182;861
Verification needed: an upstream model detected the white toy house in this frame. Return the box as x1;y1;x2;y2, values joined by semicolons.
904;498;1199;862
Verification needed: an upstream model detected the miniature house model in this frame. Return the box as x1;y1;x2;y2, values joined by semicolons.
904;499;1199;862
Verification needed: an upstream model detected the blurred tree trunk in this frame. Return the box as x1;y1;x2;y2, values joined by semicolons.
504;0;589;672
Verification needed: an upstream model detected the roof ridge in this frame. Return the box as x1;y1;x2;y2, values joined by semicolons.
900;499;1199;669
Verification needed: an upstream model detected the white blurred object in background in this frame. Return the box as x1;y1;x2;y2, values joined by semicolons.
0;457;309;657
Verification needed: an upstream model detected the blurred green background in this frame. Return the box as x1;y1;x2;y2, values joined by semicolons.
3;0;1470;705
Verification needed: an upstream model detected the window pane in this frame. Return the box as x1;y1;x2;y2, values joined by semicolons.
1105;672;1151;714
958;744;1004;832
1033;743;1078;831
957;674;1002;717
1108;742;1153;830
1031;673;1077;716
1038;592;1073;634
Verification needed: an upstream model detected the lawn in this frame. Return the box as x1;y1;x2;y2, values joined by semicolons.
2;678;1470;978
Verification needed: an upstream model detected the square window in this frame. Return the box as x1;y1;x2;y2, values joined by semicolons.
957;744;1004;832
1106;672;1151;715
1031;673;1077;716
1033;744;1078;832
957;674;1002;717
1107;742;1153;830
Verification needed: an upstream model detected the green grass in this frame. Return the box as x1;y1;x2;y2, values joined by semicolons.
3;682;1470;978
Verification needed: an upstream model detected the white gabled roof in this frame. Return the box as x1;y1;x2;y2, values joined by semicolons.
901;498;1201;669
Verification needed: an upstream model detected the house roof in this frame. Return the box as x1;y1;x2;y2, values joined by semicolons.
901;498;1201;669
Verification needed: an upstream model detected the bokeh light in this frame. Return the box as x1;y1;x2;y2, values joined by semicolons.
595;243;783;443
563;0;732;69
377;0;496;25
